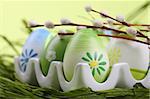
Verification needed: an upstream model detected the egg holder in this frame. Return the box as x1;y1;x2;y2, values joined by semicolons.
14;28;150;92
14;55;150;92
14;29;150;92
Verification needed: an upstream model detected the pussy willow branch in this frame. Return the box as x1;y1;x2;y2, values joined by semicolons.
97;34;149;45
58;33;74;35
0;35;19;55
103;22;150;27
139;29;150;32
91;9;150;28
88;10;150;27
29;23;126;34
91;9;150;41
29;23;148;39
91;9;130;26
103;23;150;32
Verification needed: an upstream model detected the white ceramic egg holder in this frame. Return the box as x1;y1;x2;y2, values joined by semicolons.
14;56;150;92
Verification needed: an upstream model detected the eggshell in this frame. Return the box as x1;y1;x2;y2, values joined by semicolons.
107;38;149;80
63;29;109;82
19;29;51;72
40;34;72;76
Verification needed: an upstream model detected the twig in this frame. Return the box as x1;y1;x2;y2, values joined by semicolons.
139;29;150;32
29;23;127;34
58;33;74;35
91;9;130;26
97;34;149;45
58;32;149;46
103;22;150;27
29;23;150;39
91;9;149;38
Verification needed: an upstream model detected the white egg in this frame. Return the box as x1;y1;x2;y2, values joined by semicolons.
107;38;149;80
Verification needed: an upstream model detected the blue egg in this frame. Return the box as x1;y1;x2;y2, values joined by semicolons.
19;29;52;72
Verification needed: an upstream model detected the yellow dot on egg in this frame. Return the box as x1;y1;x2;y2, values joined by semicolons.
89;60;98;67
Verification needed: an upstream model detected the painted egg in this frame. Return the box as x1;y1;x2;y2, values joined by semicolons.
19;29;51;72
40;34;72;76
107;38;149;80
63;29;109;82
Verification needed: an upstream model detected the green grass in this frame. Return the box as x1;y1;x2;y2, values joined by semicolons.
0;76;149;99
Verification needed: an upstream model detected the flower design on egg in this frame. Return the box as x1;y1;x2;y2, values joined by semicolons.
20;49;38;72
108;48;121;66
82;52;107;76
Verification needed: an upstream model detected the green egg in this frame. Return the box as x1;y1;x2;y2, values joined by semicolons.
40;34;72;76
63;29;110;82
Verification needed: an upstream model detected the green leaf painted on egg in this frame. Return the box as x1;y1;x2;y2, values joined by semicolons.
92;68;95;76
81;57;90;62
99;61;106;65
98;54;103;61
99;66;105;71
94;52;97;60
97;68;101;75
86;52;93;60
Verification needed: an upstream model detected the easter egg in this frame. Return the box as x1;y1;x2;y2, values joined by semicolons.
19;29;51;72
63;29;109;82
40;34;72;76
107;38;149;80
